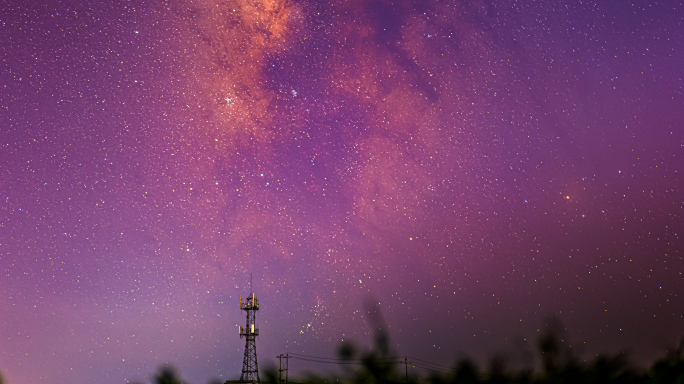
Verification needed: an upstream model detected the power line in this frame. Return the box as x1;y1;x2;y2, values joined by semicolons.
409;362;454;375
287;356;363;365
405;356;456;371
279;352;530;383
287;352;404;363
288;355;402;366
282;352;457;373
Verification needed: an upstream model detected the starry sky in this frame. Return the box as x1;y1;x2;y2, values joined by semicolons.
1;0;683;383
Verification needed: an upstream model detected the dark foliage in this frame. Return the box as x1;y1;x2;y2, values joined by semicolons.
5;314;681;384
286;313;684;384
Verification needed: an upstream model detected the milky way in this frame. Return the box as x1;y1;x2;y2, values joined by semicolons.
1;1;683;383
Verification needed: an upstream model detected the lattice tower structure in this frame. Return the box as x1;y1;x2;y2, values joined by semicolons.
238;292;260;383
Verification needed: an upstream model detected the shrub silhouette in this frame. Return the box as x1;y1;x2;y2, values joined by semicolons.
155;365;188;384
648;337;684;384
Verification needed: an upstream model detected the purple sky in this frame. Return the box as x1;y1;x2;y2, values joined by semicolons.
1;0;683;383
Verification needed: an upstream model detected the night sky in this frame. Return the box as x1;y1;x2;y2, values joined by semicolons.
1;0;683;383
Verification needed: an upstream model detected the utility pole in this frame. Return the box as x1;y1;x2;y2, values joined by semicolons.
276;353;289;384
277;354;286;384
238;275;260;383
405;356;408;383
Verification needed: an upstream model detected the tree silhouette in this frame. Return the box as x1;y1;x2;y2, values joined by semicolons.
155;365;187;384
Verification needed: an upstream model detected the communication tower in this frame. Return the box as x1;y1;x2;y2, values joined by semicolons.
238;279;260;383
